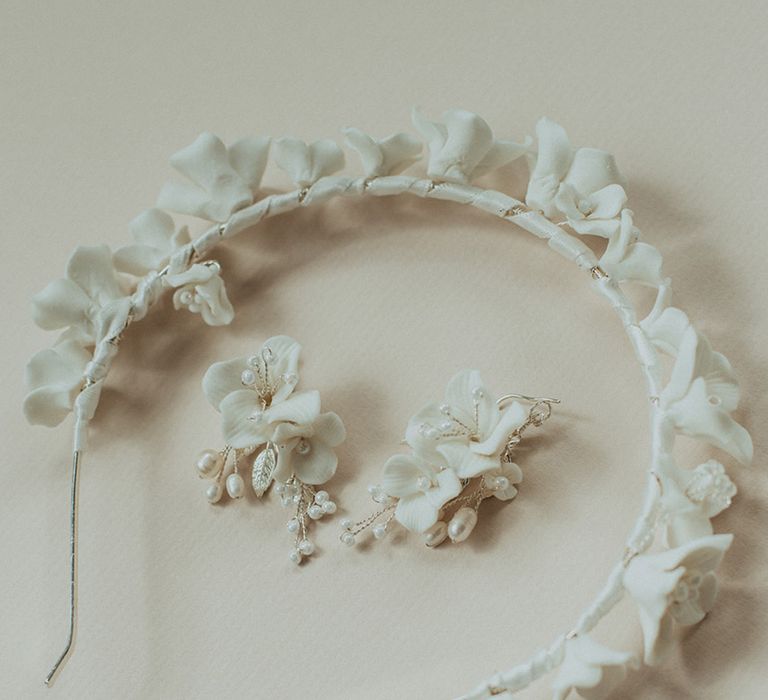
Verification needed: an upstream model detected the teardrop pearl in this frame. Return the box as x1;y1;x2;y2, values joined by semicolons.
195;449;221;478
447;507;478;543
226;473;245;499
423;521;448;548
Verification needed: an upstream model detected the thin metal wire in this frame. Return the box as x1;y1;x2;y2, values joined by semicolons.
496;393;561;406
45;450;81;686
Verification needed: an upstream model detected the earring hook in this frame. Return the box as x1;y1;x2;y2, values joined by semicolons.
496;393;561;407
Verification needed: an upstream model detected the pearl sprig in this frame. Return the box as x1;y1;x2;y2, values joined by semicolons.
279;481;338;564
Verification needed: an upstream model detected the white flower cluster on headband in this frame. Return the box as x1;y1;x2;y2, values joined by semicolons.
25;107;753;697
197;336;344;564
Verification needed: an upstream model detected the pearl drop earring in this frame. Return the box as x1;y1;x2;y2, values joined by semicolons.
197;336;345;564
341;370;558;548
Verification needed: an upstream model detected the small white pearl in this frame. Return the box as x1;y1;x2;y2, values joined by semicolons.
308;504;324;520
439;404;451;415
340;518;354;531
314;490;329;504
416;476;432;491
292;494;301;504
262;346;275;361
195;449;220;478
247;354;260;368
424;427;439;440
423;521;448;548
205;484;220;503
287;518;300;533
322;501;337;514
495;476;510;491
447;507;478;543
289;549;302;565
372;523;388;540
179;290;194;305
439;420;453;432
471;387;484;400
341;532;356;546
240;369;256;386
226;473;245;499
298;539;315;555
274;482;286;496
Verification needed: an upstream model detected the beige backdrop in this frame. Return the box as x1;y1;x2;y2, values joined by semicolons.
1;2;766;699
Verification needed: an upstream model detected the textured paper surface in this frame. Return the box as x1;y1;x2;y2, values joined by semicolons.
1;2;766;698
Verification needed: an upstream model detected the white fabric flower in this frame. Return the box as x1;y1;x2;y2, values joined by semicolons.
382;453;462;533
599;209;663;286
551;634;638;700
486;461;523;501
412;108;529;184
203;336;301;410
526;117;623;220
157;132;270;222
406;370;528;478
23;340;90;427
342;127;422;178
644;308;752;465
273;137;345;187
662;459;737;548
271;412;346;486
114;208;191;276
623;534;732;665
165;262;234;326
32;245;131;346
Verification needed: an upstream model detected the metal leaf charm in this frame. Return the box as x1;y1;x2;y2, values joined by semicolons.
251;443;277;497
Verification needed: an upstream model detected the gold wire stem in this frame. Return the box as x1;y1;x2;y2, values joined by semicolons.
496;393;561;406
45;450;81;686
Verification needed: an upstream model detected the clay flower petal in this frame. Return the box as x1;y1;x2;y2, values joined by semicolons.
551;634;638;700
526;117;573;215
660;326;751;464
167;262;235;326
557;183;627;238
436;441;499;479
220;389;321;449
393;467;462;533
32;245;128;345
623;534;732;665
157;132;270;221
343;127;422;177
272;412;346;486
487;461;523;501
412;108;528;184
406;369;500;454
599;209;663;285
114;208;191;276
23;340;91;427
526;117;623;218
273;137;345;187
203;336;302;415
382;454;430;498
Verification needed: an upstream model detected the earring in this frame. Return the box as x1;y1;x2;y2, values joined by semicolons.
196;335;345;564
341;369;557;547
